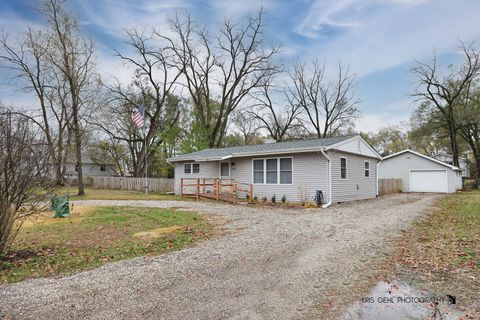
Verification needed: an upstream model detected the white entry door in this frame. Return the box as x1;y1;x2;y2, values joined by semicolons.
220;161;230;178
410;170;447;193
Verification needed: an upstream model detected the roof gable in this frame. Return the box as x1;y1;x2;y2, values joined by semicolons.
382;149;461;170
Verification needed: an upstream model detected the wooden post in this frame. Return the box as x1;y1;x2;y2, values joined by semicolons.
180;178;184;197
249;184;253;201
232;181;237;202
216;179;220;201
196;178;200;199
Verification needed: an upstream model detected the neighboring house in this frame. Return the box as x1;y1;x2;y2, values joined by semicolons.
378;149;462;193
168;135;381;206
432;153;470;178
64;152;117;179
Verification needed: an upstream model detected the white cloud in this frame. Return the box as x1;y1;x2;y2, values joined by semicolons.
355;112;410;133
294;0;480;76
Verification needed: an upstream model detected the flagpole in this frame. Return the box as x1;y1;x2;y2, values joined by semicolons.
144;117;148;196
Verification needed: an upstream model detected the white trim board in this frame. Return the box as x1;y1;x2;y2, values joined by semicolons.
382;149;461;171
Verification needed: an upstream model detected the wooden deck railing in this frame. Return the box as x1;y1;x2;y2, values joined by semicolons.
180;178;253;203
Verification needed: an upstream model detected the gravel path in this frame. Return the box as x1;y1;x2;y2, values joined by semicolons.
0;193;440;320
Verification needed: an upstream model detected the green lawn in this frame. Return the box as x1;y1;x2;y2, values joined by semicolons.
0;206;211;284
56;187;185;201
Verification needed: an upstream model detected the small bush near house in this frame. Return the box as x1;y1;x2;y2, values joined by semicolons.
271;194;276;204
281;195;287;203
262;196;268;203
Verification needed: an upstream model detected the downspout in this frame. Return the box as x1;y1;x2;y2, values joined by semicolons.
320;149;332;208
376;160;381;197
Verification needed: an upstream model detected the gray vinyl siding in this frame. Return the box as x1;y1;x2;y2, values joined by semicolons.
231;152;330;203
328;150;378;203
174;161;219;194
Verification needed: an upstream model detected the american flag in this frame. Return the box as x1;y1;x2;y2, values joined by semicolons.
131;105;145;128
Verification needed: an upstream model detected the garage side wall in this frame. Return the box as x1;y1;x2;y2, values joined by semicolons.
328;150;378;203
378;152;454;192
448;169;463;193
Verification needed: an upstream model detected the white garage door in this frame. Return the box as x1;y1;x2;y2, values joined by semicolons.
410;170;447;193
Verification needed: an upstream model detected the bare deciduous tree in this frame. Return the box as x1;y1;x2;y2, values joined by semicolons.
248;79;304;142
43;0;97;195
230;111;261;145
289;60;360;138
0;110;54;254
0;29;71;186
411;43;480;167
161;9;281;147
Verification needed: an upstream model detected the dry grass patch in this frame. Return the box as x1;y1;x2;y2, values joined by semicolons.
392;190;480;317
0;206;212;284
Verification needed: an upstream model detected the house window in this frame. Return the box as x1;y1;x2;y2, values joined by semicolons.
184;163;200;174
100;165;106;172
364;161;370;178
253;159;264;183
220;162;230;177
266;159;278;184
192;163;200;173
280;158;292;184
340;157;347;179
253;157;293;184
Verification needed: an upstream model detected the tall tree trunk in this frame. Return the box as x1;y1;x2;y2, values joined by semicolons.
71;96;84;195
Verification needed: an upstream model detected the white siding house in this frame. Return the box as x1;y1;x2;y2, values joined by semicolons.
169;135;381;206
378;150;462;193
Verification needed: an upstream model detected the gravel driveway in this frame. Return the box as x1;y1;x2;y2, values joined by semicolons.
0;193;439;320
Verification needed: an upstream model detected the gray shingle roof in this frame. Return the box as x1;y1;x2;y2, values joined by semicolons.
168;135;356;162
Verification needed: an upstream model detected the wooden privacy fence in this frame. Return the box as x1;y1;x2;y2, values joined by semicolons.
92;176;174;193
378;178;402;196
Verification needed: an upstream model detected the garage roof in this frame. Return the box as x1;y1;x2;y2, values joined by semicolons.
382;149;461;171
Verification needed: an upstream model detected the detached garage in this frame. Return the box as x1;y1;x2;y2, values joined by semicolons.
378;149;462;193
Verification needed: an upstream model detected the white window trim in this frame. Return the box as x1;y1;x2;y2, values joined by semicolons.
251;157;293;185
184;162;200;174
364;160;370;178
340;157;348;180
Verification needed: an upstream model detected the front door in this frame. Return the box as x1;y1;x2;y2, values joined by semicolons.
220;161;230;178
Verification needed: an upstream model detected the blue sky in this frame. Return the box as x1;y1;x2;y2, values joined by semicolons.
1;0;479;132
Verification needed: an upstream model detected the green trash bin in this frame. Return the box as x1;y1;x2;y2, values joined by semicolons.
51;195;70;218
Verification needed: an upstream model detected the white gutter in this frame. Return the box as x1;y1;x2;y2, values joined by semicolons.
320;149;332;208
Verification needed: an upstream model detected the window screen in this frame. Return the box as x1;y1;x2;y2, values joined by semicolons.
280;158;292;184
266;159;278;184
253;160;264;183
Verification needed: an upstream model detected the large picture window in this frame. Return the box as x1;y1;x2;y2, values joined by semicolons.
266;159;278;184
252;157;292;184
340;157;347;179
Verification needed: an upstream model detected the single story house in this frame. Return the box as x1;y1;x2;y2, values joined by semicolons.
378;149;462;193
64;152;117;180
432;153;470;178
168;135;381;207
